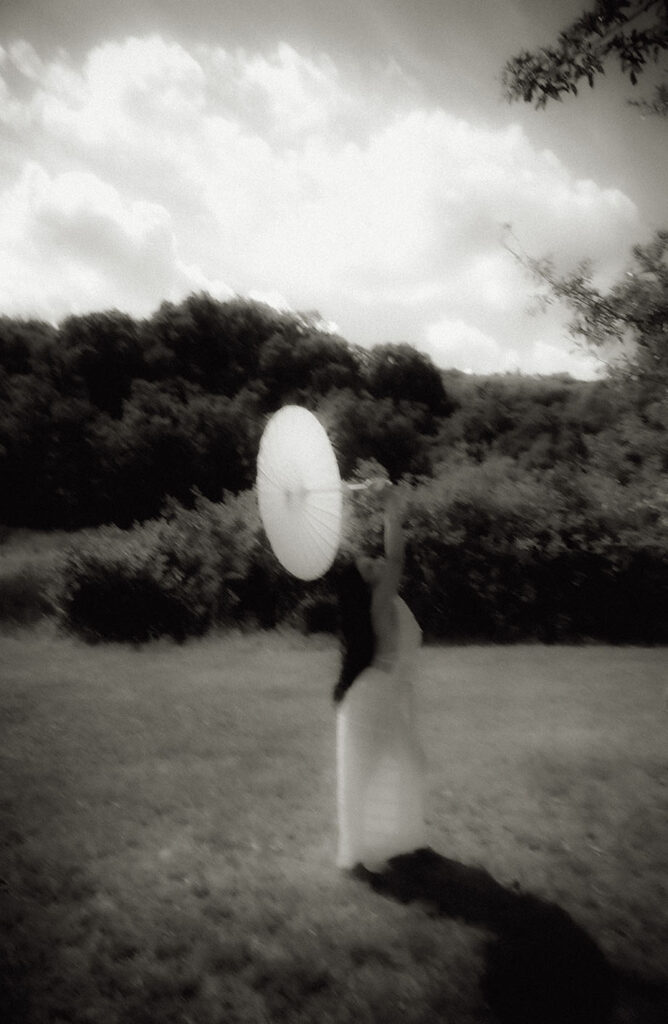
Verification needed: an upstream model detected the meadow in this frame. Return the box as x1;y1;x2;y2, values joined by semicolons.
1;625;667;1023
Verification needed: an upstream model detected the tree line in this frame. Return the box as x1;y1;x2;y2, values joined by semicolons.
0;295;453;529
1;291;665;532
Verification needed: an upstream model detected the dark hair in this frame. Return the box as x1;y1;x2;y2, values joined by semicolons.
333;562;376;704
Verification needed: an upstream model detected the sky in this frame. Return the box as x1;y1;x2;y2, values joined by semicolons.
0;0;666;378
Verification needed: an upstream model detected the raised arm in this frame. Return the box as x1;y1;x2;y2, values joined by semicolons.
374;483;406;605
384;483;405;557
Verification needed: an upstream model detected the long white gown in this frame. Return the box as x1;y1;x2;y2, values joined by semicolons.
336;596;427;870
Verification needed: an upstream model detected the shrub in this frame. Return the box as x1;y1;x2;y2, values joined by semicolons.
58;454;668;644
62;543;192;642
400;463;668;643
0;563;61;623
58;486;331;641
60;494;252;642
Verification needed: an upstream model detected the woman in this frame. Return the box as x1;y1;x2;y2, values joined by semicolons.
334;481;427;872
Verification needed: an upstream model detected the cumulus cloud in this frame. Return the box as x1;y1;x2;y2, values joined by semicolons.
421;316;601;378
0;162;231;320
0;35;644;374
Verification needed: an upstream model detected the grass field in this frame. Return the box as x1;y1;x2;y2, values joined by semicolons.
1;625;667;1023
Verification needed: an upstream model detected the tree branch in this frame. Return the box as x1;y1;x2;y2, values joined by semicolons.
502;0;668;108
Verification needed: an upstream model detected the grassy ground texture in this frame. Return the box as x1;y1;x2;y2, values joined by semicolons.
1;627;667;1023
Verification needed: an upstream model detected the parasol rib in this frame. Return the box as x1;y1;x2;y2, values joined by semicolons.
301;509;337;552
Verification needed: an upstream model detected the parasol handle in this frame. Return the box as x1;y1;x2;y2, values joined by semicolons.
301;478;388;494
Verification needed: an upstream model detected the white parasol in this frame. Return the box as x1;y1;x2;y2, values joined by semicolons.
256;405;347;580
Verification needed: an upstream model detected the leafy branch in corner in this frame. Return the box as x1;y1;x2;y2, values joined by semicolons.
502;0;668;116
502;225;668;397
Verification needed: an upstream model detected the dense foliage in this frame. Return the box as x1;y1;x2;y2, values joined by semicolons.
56;457;668;643
0;297;450;528
1;292;667;642
502;0;668;116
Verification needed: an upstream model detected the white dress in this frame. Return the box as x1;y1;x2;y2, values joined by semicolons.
336;596;427;870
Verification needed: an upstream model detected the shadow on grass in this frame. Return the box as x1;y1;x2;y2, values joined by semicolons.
351;848;668;1024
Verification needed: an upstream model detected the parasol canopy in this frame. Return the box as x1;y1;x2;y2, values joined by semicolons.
256;405;343;580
